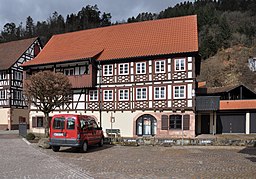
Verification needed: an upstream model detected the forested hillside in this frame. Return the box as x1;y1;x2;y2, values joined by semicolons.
1;0;256;86
198;45;256;90
0;5;111;45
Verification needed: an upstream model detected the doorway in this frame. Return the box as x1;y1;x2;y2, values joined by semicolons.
201;114;210;134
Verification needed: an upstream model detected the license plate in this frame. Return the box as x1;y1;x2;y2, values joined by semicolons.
54;133;64;136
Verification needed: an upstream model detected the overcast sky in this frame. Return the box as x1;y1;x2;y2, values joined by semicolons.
0;0;188;30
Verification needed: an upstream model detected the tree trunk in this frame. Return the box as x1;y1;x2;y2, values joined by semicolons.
44;112;50;137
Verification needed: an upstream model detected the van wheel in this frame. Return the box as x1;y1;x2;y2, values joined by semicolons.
81;142;88;152
98;138;104;147
52;146;60;152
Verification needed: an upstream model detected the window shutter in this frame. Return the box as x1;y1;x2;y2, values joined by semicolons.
161;115;168;130
183;115;190;130
32;117;37;127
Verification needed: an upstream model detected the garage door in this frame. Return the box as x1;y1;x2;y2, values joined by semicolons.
250;113;256;133
217;113;245;134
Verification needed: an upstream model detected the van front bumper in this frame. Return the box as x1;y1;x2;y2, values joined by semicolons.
49;138;82;147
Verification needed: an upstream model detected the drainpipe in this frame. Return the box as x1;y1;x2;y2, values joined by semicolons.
99;61;102;127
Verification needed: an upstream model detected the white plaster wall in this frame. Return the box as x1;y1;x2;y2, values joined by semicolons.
29;110;196;138
0;108;9;124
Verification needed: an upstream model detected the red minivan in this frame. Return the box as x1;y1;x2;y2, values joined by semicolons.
49;114;104;152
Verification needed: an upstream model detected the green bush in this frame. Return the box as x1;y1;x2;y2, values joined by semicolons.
26;133;36;140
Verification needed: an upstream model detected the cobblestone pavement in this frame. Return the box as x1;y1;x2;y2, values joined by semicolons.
36;144;256;179
0;135;92;179
1;133;256;179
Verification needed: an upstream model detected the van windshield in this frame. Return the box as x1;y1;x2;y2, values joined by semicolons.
53;117;65;129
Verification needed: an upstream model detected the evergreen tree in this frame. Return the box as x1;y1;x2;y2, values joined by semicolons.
25;16;35;38
100;12;111;27
1;22;17;41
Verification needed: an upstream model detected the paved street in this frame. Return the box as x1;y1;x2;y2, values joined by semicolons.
0;133;256;179
0;133;92;179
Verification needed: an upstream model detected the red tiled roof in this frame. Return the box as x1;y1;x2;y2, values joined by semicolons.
0;37;38;70
220;100;256;110
23;15;198;66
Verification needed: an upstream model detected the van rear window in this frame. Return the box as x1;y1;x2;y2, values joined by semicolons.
53;117;65;129
67;118;75;130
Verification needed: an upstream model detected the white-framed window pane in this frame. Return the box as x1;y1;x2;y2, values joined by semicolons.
136;63;140;74
120;90;124;99
136;62;146;74
155;60;165;73
175;87;180;97
109;66;113;74
89;90;98;101
137;89;141;99
155;88;159;99
104;90;113;101
180;59;185;70
103;65;113;76
142;63;145;73
175;58;185;71
155;87;165;99
161;87;165;98
142;89;146;98
119;63;129;75
174;86;185;98
119;89;129;100
124;64;128;73
136;88;147;100
180;86;185;97
109;91;113;99
0;90;6;99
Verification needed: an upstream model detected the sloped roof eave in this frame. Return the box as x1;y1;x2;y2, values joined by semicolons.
0;37;38;70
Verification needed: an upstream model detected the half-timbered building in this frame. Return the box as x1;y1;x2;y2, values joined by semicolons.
23;15;201;138
0;38;42;130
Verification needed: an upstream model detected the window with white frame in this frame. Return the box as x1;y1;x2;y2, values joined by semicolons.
154;87;166;99
0;90;5;99
119;63;129;75
136;88;147;100
0;72;6;80
103;65;113;76
175;58;185;71
13;90;22;100
136;62;146;74
64;68;74;76
174;86;186;99
89;90;98;101
155;60;165;73
14;71;22;80
119;89;129;101
104;90;113;101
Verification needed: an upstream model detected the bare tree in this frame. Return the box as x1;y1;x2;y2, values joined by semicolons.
24;71;72;137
